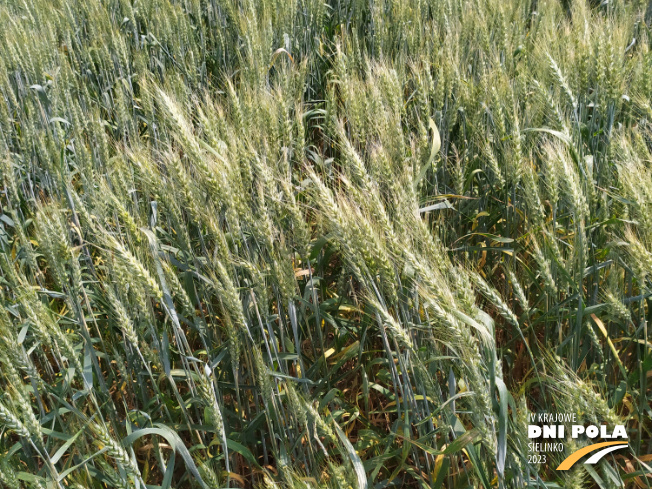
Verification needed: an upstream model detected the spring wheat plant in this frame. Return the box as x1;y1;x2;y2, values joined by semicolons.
0;0;650;487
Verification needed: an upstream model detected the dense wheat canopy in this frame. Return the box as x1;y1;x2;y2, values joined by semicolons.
0;0;650;487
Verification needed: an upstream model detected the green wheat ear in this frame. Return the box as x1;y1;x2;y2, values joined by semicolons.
0;0;649;487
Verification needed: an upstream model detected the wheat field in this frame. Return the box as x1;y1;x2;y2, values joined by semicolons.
0;0;650;487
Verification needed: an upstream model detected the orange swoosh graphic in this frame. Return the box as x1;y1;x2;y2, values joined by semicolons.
557;441;628;470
